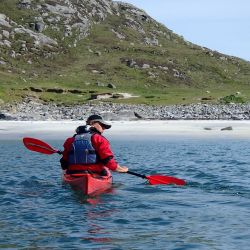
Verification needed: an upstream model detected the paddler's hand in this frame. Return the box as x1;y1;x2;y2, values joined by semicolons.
116;165;128;173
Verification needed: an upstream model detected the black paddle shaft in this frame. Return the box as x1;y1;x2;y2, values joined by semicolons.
127;171;146;179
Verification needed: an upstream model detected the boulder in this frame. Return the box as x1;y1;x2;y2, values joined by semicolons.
2;30;10;39
0;112;13;120
18;0;31;9
35;22;45;32
107;83;116;89
0;14;11;28
221;126;233;131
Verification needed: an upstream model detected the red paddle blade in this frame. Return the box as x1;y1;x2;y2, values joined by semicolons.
147;175;186;186
23;137;58;155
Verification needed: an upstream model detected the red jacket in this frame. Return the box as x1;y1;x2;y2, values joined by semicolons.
62;132;118;173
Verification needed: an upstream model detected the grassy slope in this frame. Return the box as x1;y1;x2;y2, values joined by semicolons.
0;2;250;105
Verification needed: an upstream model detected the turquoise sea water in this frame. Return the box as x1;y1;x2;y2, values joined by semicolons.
1;136;250;249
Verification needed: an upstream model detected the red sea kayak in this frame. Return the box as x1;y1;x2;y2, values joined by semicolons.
63;167;112;195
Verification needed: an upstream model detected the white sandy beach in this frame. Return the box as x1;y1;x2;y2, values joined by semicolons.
0;120;250;140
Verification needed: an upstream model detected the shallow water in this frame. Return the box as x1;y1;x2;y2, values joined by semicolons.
1;137;250;249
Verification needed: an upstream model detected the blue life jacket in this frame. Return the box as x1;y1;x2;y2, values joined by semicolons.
68;132;97;165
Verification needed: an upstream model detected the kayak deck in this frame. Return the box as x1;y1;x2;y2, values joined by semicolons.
63;168;112;196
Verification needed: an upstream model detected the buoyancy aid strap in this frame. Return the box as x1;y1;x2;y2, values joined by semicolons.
69;149;96;154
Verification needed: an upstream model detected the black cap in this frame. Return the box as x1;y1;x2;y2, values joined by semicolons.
75;125;89;134
86;115;111;129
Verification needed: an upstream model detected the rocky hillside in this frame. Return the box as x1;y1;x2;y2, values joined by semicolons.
0;0;250;106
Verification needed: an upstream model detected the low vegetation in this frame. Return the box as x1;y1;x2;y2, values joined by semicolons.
0;0;250;106
219;94;246;104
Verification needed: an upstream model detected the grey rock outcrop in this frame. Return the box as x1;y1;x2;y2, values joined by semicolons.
0;14;12;28
0;0;164;68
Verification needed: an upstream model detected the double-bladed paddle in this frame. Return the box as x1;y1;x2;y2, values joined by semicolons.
23;137;186;186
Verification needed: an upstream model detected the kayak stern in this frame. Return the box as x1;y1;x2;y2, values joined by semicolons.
63;168;112;195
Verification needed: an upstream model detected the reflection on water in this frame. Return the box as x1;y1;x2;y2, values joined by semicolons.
82;207;116;244
71;186;116;205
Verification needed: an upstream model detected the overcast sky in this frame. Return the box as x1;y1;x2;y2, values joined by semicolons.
123;0;250;61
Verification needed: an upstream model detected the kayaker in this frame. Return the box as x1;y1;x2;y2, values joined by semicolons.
60;115;128;174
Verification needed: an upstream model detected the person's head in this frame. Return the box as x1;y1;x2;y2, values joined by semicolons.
86;115;111;133
75;125;89;135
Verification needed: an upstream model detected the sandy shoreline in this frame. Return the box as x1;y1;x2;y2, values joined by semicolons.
1;120;250;140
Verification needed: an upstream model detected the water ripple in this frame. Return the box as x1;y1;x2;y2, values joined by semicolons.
1;138;250;249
